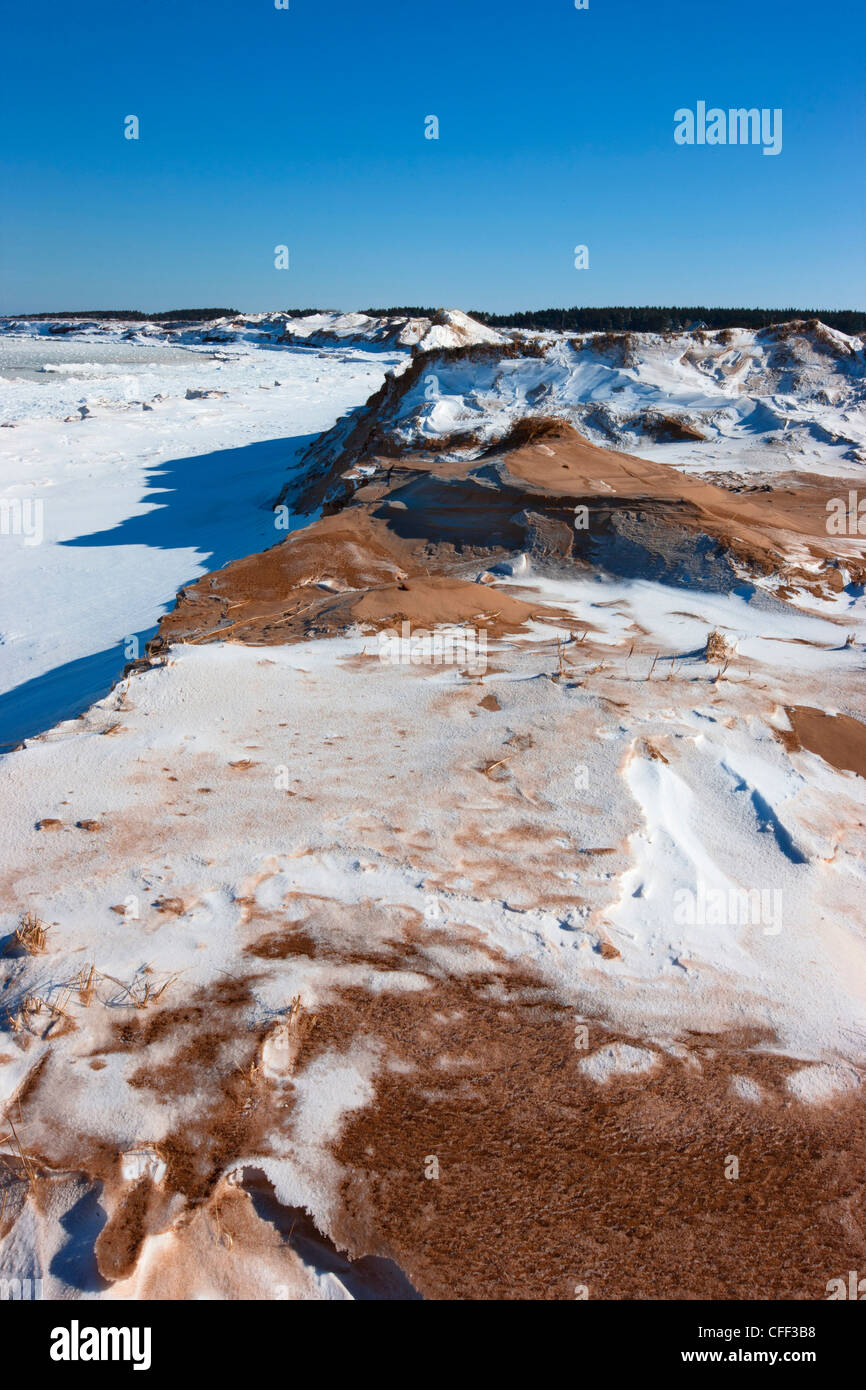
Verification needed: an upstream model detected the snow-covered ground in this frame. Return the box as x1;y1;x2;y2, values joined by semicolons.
0;311;864;1301
0;602;863;1298
370;322;866;478
0;331;404;748
0;306;504;371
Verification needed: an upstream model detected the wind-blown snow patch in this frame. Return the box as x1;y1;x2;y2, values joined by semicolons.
785;1064;861;1105
579;1043;659;1083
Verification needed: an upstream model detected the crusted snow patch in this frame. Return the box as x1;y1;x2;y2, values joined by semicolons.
784;1063;861;1105
291;1049;377;1150
120;1149;167;1184
579;1043;659;1083
730;1075;764;1104
365;969;433;994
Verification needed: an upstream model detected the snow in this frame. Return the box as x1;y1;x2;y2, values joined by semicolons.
415;309;505;350
501;569;866;671
0;333;404;748
383;325;866;477
579;1043;659;1083
784;1063;861;1105
1;632;862;1076
0;306;503;361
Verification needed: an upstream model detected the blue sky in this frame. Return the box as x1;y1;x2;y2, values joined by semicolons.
1;0;863;313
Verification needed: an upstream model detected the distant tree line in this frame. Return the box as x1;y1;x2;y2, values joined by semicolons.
362;304;866;334
361;307;435;318
468;306;866;335
6;309;239;323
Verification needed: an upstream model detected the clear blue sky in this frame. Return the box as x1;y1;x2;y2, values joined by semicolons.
1;0;863;313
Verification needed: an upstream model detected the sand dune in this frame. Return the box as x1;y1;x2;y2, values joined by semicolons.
1;317;864;1300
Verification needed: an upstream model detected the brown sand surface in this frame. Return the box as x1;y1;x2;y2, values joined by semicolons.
783;706;866;779
152;422;863;656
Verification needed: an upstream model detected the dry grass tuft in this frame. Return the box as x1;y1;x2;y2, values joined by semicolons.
260;994;319;1077
152;897;185;916
284;993;318;1041
5;912;49;956
705;629;735;664
274;994;317;1046
101;968;179;1010
484;414;574;455
126;975;178;1010
0;1106;37;1187
7;988;76;1038
78;965;98;1008
5;993;43;1033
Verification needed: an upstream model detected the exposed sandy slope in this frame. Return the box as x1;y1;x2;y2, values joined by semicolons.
1;321;864;1301
782;706;866;778
157;422;864;653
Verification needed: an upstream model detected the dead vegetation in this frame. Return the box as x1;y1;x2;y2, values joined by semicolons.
551;632;588;680
0;1105;37;1188
281;993;318;1045
484;414;573;455
103;970;180;1010
152;897;186;916
263;994;319;1074
705;629;735;664
4;911;49;956
632;411;707;443
78;964;97;1008
7;990;75;1039
1;958;178;1039
576;331;639;367
760;319;855;358
5;966;100;1039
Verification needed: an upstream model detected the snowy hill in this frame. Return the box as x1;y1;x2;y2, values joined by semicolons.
305;320;866;483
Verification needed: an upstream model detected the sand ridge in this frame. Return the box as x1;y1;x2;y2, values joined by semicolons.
2;328;865;1301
